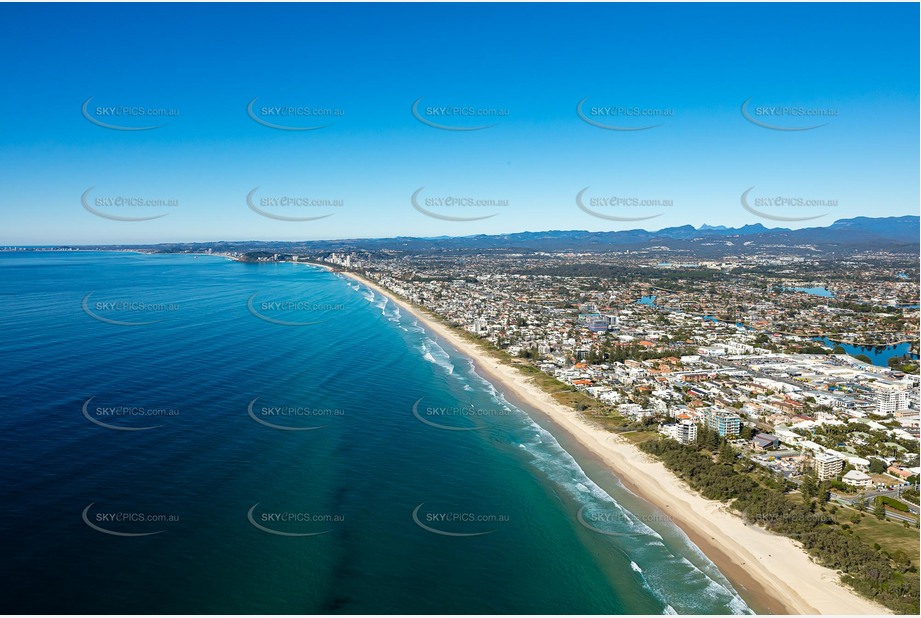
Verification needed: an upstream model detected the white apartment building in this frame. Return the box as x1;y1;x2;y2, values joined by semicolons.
813;452;844;480
674;419;698;444
877;389;909;415
659;420;698;445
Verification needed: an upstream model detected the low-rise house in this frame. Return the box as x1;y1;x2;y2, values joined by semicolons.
842;469;872;488
888;466;913;480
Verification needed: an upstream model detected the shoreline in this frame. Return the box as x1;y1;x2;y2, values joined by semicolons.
338;267;891;616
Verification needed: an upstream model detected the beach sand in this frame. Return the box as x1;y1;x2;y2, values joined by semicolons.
339;268;891;615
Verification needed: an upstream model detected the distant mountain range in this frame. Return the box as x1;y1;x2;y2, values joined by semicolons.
432;216;919;250
61;215;920;256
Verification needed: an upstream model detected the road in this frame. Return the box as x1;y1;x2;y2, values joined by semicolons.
833;489;920;523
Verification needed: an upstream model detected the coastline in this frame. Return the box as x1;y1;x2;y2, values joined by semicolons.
338;267;891;616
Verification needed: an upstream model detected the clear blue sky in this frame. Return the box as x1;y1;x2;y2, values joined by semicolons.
0;2;918;244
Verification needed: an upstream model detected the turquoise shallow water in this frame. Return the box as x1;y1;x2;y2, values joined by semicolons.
0;252;752;614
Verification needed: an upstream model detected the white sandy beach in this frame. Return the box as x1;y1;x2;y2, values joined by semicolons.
340;268;890;616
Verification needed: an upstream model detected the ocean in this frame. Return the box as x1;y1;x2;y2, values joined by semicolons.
0;252;752;614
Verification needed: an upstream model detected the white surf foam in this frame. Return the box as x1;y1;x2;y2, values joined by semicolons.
418;337;455;375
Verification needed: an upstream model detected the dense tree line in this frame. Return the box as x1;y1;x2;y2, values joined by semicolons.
639;436;920;613
876;496;911;513
902;488;920;505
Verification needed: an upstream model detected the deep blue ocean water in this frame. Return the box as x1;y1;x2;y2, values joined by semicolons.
0;252;752;614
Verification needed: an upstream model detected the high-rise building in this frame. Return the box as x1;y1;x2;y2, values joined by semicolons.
813;452;843;480
877;390;909;415
674;419;698;444
659;420;698;445
703;408;741;436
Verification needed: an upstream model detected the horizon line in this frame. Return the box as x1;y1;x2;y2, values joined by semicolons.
5;214;919;248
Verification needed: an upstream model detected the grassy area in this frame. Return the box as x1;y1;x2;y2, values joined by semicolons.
786;492;805;506
790;497;918;566
869;473;897;485
846;510;920;568
617;430;659;445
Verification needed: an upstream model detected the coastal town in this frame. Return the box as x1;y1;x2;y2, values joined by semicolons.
12;237;919;612
313;244;921;611
5;1;918;615
316;249;920;519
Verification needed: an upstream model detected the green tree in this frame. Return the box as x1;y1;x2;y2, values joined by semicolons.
637;436;920;612
869;458;887;474
800;473;818;502
873;497;886;520
704;427;721;452
719;440;736;463
817;481;831;504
